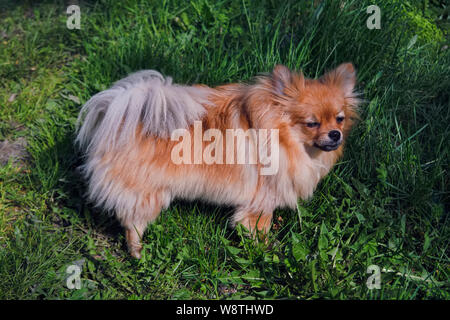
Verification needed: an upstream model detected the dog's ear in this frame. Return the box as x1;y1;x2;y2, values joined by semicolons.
272;65;304;96
321;63;356;97
272;65;293;95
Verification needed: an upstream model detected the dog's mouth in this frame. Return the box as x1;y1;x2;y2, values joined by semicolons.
314;142;341;152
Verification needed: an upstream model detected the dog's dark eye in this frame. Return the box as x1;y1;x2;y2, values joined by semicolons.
336;116;345;123
306;122;320;128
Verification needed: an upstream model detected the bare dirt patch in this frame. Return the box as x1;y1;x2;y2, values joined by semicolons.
0;137;29;167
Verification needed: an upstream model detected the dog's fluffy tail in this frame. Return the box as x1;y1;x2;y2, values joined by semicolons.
76;70;211;153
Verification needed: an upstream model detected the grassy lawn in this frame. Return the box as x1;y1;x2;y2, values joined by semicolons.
0;0;448;299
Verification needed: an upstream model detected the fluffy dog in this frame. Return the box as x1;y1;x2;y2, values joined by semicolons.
76;63;359;258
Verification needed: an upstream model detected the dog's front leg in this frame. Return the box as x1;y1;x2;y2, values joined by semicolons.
233;208;273;239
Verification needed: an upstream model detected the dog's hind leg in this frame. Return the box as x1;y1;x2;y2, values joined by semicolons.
122;190;170;259
125;221;148;259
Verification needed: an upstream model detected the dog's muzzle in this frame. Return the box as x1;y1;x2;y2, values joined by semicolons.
314;141;342;151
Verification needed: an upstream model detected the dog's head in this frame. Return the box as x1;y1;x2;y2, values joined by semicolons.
270;63;360;152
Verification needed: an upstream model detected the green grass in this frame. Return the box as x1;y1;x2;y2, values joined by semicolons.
0;0;449;299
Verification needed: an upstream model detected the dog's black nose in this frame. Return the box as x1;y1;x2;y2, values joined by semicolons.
328;130;341;142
